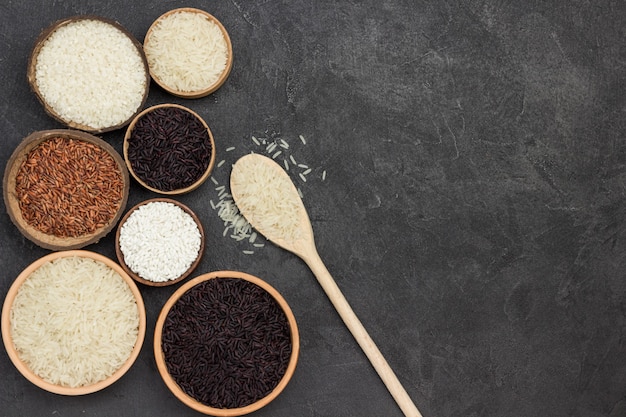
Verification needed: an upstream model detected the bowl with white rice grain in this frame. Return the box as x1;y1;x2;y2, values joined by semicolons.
143;8;233;98
27;15;150;133
1;250;146;395
115;198;205;286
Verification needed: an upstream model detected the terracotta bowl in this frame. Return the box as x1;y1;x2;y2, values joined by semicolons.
123;103;216;195
143;7;233;98
115;198;205;287
154;271;299;416
3;129;130;251
1;250;147;395
27;15;150;134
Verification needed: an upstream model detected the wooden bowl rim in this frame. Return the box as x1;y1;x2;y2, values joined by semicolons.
153;271;300;416
1;250;147;396
143;7;233;98
123;103;216;195
2;129;130;251
115;197;205;287
27;15;150;134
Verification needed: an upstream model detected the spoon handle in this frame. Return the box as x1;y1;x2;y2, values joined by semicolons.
302;249;423;417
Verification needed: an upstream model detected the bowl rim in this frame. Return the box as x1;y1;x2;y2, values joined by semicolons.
123;103;217;195
1;250;147;396
115;197;205;287
2;129;130;251
154;270;300;416
26;15;150;134
143;7;233;99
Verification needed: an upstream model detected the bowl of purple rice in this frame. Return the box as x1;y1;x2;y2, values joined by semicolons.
123;103;216;195
154;271;299;416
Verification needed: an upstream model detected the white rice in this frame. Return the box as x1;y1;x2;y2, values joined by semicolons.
144;10;229;93
118;201;202;282
231;155;303;244
209;132;326;252
34;19;147;130
10;256;140;388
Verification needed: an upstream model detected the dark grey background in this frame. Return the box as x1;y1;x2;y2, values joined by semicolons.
1;1;626;416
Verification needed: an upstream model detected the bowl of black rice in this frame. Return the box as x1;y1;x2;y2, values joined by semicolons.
154;270;299;416
123;103;216;195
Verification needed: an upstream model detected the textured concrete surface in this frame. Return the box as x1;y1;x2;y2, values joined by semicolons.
1;1;626;416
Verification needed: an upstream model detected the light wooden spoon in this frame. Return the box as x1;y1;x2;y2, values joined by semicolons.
230;153;422;417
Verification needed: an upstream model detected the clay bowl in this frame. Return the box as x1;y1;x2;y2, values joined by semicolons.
154;271;299;416
27;15;150;134
143;7;233;98
3;129;130;251
123;103;216;195
1;250;146;395
115;198;205;287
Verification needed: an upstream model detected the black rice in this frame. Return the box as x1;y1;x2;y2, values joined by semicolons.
162;277;292;409
127;106;212;191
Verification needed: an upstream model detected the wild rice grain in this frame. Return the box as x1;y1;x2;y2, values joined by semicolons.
162;278;292;408
126;106;213;192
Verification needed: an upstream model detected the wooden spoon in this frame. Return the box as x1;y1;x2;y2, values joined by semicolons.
230;153;422;417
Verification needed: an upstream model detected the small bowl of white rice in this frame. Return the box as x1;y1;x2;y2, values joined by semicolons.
143;8;233;98
115;198;205;287
27;15;150;133
1;250;146;395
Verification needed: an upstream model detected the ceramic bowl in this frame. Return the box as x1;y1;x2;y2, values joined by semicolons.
27;15;150;133
115;198;205;287
154;271;299;416
3;129;130;251
123;103;216;195
143;7;233;98
1;250;146;395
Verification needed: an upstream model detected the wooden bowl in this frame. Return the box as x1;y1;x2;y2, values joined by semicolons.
115;198;205;287
3;129;130;251
123;103;216;195
143;8;233;98
27;15;150;134
1;250;146;395
154;271;299;416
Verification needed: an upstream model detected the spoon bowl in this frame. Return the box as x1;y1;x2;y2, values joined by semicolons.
230;154;422;417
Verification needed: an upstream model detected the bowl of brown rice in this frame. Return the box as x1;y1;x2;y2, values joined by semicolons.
1;250;146;395
3;129;130;251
